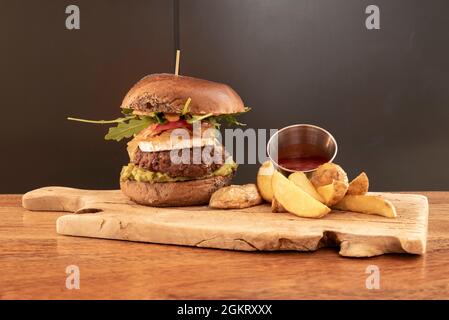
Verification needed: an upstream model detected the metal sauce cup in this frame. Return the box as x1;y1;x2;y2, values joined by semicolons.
267;124;338;174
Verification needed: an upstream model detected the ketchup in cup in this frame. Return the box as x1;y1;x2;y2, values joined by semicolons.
278;155;329;172
267;124;338;173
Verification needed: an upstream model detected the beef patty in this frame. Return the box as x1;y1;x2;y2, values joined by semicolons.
133;147;226;178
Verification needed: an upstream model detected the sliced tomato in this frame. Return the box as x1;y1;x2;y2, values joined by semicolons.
154;119;192;132
138;119;192;139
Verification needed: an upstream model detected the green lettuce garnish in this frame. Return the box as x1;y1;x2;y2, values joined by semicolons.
186;113;214;124
68;102;250;142
104;117;154;141
184;107;250;126
181;97;192;115
68;108;158;142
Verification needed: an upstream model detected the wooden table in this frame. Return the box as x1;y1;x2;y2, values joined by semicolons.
1;192;449;300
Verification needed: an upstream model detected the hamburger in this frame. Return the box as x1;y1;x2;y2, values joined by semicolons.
68;73;249;206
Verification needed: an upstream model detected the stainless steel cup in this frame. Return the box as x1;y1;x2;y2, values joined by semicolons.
267;124;338;174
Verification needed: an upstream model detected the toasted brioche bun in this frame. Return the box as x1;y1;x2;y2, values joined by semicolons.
121;73;245;115
120;174;233;207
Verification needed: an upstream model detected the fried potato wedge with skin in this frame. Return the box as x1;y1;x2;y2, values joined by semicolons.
347;172;369;195
288;172;324;203
256;160;275;202
209;184;263;209
333;195;397;218
310;163;349;189
271;197;286;213
272;171;331;218
316;180;348;206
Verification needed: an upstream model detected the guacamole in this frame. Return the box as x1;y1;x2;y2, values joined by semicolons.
120;161;237;183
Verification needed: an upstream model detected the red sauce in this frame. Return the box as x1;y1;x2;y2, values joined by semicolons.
278;155;329;171
276;143;330;171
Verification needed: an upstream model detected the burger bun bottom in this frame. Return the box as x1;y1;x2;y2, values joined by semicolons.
120;174;233;207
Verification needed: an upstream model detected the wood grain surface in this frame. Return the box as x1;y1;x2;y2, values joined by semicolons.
1;192;449;299
21;187;428;258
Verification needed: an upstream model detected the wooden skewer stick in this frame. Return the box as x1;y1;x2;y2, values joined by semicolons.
175;50;180;76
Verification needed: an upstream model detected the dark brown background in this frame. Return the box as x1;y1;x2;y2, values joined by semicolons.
1;0;448;193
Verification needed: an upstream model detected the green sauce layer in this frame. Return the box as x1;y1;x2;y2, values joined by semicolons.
120;161;237;183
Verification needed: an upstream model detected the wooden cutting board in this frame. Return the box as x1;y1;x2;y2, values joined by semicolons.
22;187;428;258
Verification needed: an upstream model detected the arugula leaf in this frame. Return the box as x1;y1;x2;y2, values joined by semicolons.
186;113;213;124
184;105;250;126
181;98;192;115
218;107;250;126
105;117;154;142
215;114;246;126
153;112;166;124
121;108;134;115
67;116;133;124
68;111;159;142
68;103;250;142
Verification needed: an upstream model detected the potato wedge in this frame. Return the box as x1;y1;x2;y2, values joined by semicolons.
288;172;324;203
333;195;397;218
256;160;275;202
271;197;286;213
347;172;369;195
210;184;263;209
316;180;348;206
272;171;331;218
310;163;349;188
